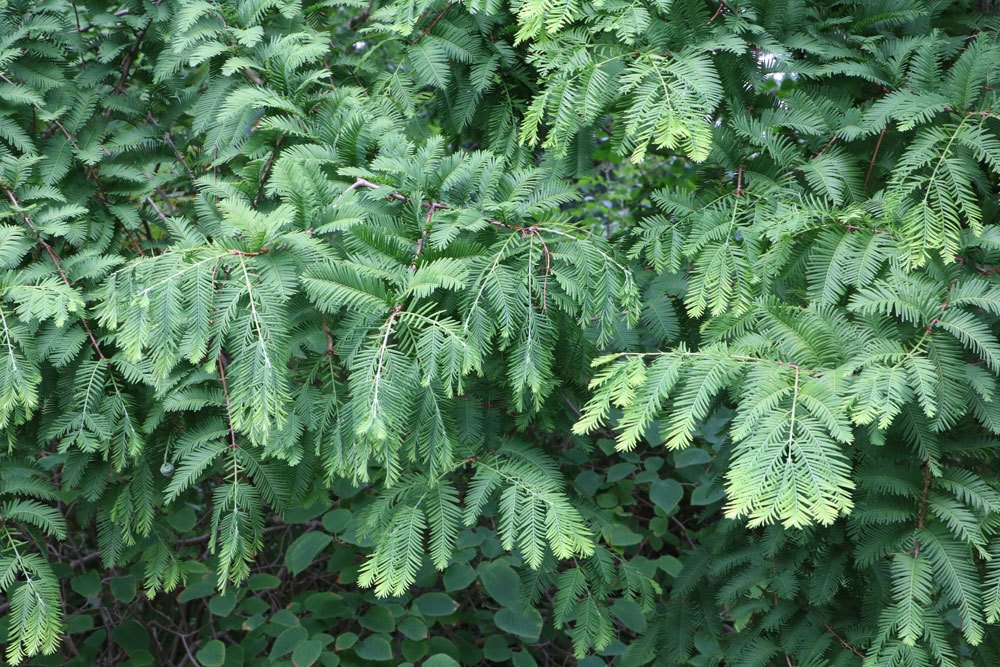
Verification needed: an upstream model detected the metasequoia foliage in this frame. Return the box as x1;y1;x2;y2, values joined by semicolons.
0;0;999;665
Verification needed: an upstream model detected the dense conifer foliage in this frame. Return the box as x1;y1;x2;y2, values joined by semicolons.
1;0;1000;664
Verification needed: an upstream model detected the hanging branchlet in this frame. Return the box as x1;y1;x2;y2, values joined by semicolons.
1;1;1000;665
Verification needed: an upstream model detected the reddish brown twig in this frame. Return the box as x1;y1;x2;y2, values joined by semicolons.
349;0;376;28
708;0;734;22
217;354;239;450
111;23;148;96
864;127;887;191
410;202;441;271
341;177;417;204
242;68;265;87
814;135;838;157
253;134;285;207
521;226;552;311
824;623;865;658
